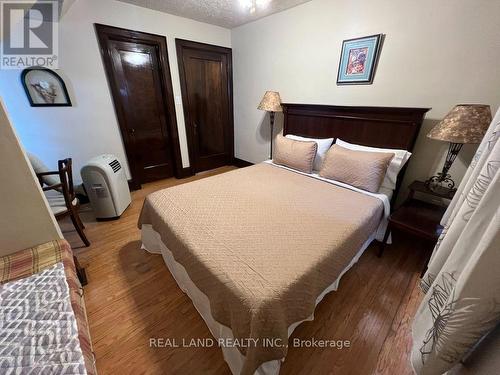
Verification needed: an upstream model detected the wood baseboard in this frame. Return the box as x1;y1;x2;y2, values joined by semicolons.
127;166;221;188
176;167;194;179
233;158;253;168
128;180;141;191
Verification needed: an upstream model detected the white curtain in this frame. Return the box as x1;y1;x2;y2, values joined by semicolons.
411;107;500;375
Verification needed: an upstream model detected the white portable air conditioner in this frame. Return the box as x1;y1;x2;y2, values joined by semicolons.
81;154;131;219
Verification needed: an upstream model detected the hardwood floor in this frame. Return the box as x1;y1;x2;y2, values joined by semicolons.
60;166;430;375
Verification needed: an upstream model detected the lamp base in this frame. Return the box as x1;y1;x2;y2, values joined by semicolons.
269;111;275;159
425;142;462;196
425;174;457;196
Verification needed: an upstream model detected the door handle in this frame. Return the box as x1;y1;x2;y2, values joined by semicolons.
129;128;136;135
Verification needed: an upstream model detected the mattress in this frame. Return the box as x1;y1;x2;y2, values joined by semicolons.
0;240;95;374
138;163;386;374
142;224;375;375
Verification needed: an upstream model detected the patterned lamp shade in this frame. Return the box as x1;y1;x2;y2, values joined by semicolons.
427;104;492;144
258;91;282;112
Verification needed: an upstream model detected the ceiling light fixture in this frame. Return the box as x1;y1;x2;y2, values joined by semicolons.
256;0;271;8
240;0;271;14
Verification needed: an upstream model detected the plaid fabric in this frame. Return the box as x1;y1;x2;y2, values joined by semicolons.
0;240;64;284
0;240;96;374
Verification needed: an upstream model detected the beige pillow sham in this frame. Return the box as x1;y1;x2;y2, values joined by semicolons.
273;134;318;174
319;144;395;193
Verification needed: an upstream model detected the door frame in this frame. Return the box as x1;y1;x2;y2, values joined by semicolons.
95;24;184;189
175;39;234;173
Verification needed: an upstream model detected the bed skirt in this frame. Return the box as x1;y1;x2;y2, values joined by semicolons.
141;224;375;375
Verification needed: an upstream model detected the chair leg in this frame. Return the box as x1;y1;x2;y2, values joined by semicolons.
69;210;90;247
73;256;88;286
378;224;391;258
73;210;86;231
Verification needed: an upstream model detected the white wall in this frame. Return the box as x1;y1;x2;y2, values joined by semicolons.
231;0;500;199
2;0;499;195
0;99;62;256
0;0;231;182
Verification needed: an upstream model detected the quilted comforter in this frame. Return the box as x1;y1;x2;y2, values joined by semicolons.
139;163;384;374
0;240;95;374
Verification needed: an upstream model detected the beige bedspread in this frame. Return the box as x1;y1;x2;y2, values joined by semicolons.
138;163;384;374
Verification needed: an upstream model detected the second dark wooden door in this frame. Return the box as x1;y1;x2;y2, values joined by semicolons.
96;24;182;187
176;39;234;173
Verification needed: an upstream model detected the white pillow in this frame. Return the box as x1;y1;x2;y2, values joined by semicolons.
335;138;411;191
285;134;334;171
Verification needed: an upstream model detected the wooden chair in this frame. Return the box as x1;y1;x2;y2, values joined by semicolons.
35;158;90;247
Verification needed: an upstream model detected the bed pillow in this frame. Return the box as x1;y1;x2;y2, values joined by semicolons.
319;144;395;193
285;134;334;171
335;138;411;191
273;134;318;174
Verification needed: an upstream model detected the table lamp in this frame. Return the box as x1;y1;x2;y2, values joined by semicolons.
426;104;491;192
258;91;282;159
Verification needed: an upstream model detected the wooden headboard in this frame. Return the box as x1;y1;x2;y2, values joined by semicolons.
282;103;430;203
282;103;430;151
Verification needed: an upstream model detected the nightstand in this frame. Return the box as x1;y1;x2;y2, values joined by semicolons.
378;181;454;274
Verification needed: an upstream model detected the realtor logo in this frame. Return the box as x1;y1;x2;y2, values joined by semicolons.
1;0;58;69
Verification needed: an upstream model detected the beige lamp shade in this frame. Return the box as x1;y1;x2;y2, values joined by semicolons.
258;91;282;112
427;104;492;144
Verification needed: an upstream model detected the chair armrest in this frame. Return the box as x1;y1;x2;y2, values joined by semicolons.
42;183;63;191
36;171;60;177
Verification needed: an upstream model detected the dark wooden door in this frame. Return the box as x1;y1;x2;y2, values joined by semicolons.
176;39;234;173
95;24;183;188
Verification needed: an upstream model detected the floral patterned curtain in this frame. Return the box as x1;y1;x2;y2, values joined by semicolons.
411;107;500;374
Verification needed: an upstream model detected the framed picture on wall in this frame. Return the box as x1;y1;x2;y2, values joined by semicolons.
337;34;384;85
21;67;72;107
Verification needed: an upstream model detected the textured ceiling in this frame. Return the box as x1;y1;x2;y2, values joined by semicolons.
115;0;312;28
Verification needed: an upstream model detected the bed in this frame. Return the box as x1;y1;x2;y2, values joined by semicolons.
139;104;429;375
0;240;96;374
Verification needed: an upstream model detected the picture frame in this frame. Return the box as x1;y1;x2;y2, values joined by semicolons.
21;67;72;107
337;34;384;85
